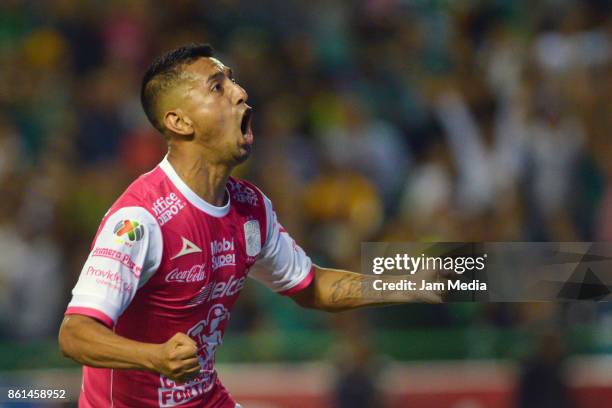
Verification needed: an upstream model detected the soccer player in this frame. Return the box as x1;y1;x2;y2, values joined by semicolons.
58;44;440;407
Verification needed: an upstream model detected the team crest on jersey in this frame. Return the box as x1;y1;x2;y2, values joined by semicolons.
244;220;261;257
113;220;144;243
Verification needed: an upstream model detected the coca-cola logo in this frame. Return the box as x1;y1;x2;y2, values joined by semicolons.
165;263;206;283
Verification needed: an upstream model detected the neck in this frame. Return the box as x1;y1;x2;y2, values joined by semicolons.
166;146;231;206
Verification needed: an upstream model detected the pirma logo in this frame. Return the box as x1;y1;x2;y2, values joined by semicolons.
113;220;144;242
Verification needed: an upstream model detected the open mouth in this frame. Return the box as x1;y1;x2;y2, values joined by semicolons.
240;107;253;135
240;107;254;145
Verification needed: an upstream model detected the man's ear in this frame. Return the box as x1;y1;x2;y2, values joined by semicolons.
163;109;194;137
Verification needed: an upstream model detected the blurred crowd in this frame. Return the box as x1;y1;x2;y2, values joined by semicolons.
0;0;610;375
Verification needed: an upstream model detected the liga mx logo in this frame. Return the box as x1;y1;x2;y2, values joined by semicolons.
113;219;144;242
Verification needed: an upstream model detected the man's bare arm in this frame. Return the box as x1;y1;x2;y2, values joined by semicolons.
58;315;201;383
291;265;442;312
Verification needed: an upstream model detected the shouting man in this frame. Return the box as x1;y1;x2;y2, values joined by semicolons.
58;44;440;408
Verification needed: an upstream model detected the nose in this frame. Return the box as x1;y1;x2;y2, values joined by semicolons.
234;83;248;106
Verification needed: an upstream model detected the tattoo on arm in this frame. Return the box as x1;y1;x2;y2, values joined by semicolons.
329;275;363;304
314;266;442;310
329;275;382;304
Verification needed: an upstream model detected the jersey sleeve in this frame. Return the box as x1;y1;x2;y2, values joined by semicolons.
248;195;314;295
65;206;163;327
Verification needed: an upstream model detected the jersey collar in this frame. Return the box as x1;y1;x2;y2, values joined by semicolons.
159;156;231;218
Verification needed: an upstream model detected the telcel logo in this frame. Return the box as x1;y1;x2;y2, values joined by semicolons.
189;274;246;306
210;275;245;300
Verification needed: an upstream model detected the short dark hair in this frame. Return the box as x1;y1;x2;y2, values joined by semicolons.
141;43;214;134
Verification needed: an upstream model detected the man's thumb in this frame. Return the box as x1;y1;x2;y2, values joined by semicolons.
171;332;196;346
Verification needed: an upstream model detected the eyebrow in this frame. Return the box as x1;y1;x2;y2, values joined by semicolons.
206;68;233;85
206;71;225;85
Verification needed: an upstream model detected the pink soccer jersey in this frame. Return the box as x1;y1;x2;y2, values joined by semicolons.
65;157;314;407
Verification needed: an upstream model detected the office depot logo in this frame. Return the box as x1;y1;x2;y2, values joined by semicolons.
165;264;206;283
152;193;185;226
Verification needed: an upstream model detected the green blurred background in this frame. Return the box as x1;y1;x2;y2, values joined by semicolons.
0;0;611;406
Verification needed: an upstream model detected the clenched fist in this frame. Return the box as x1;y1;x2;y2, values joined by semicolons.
153;332;201;384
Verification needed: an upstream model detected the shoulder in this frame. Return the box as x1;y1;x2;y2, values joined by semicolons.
105;166;169;221
227;177;272;244
96;206;160;250
100;167;171;231
227;177;266;209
